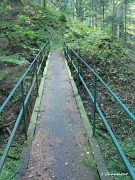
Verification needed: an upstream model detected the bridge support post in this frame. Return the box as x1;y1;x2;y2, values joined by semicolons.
77;55;80;92
93;76;97;136
21;80;27;140
35;61;39;96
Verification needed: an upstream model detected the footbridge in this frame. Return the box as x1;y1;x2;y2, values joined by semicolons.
0;40;135;180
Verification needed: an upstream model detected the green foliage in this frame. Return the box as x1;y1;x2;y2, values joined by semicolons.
0;147;22;180
11;91;22;103
0;54;29;66
59;14;67;22
0;1;67;58
64;22;111;58
65;21;135;87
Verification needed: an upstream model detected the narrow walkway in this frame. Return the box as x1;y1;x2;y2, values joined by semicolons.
18;50;99;180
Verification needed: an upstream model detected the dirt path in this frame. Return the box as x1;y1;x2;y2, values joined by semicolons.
17;50;99;180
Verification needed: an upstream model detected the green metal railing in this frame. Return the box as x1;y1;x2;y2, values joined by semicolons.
63;41;135;180
0;39;50;172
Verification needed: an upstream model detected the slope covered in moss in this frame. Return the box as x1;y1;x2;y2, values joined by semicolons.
0;1;67;178
0;0;68;104
0;0;67;59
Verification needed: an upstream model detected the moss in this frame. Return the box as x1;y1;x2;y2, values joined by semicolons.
81;142;99;180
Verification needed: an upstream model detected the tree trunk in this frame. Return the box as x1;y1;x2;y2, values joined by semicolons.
73;0;77;19
43;0;47;9
95;5;98;27
119;0;125;39
124;2;127;41
102;1;105;28
91;0;94;28
112;0;118;39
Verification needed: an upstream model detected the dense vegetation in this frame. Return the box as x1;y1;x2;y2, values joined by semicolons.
0;0;135;179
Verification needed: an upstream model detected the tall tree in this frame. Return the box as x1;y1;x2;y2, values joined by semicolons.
49;0;135;41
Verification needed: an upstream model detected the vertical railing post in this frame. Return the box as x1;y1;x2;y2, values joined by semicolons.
41;48;45;74
79;53;82;79
40;51;43;64
64;41;66;58
45;45;47;57
47;39;49;56
77;55;80;91
77;48;81;92
49;39;50;52
44;45;46;63
35;61;39;96
44;45;46;57
70;50;73;73
66;45;68;62
93;75;97;136
21;80;27;140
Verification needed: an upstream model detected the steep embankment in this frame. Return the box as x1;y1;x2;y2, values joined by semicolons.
0;1;67;178
0;0;67;124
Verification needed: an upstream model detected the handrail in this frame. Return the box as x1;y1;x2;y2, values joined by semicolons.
63;41;135;180
0;39;50;172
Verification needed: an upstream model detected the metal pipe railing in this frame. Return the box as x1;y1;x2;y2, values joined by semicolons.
0;39;50;172
63;41;135;180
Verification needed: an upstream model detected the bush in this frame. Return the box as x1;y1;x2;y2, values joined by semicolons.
59;14;67;22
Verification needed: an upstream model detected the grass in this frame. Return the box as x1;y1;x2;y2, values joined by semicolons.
0;159;20;180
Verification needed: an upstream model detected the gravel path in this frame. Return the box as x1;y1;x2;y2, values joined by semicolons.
19;50;99;180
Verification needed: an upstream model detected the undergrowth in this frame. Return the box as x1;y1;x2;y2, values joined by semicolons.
0;54;29;66
0;0;67;59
